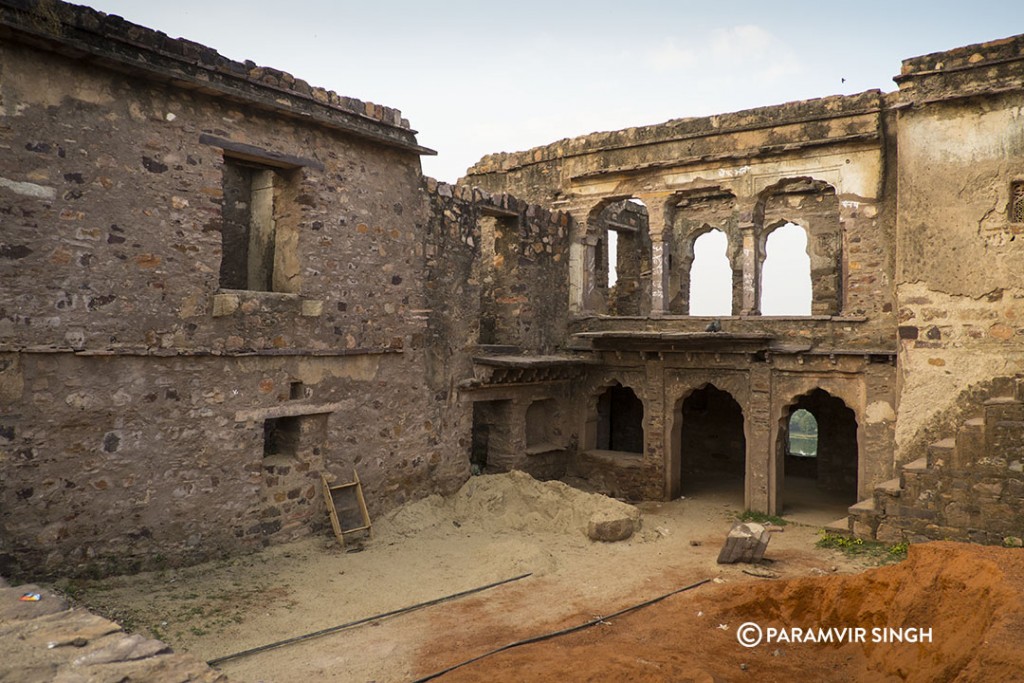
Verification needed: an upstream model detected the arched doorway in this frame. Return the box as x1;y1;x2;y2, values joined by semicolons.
678;385;745;501
779;389;858;521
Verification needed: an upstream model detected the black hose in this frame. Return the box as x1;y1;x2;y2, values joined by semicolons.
410;577;712;682
207;572;533;667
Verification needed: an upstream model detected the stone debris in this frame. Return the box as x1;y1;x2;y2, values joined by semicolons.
587;508;638;542
0;581;226;682
716;522;771;564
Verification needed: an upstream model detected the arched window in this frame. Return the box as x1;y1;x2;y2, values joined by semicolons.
761;222;811;315
787;409;818;456
689;229;732;316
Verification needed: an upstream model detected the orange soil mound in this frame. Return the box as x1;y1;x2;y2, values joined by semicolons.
418;542;1024;683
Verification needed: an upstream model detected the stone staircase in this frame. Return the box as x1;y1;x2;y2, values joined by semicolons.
849;375;1024;545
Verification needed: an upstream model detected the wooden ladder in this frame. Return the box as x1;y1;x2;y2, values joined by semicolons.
320;469;372;548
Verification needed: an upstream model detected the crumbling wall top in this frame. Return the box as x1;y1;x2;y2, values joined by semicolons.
0;0;433;154
895;33;1024;104
466;90;884;177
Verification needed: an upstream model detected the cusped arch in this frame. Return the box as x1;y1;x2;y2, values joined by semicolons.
760;221;812;316
588;379;645;454
688;228;734;316
776;387;859;511
670;382;746;499
753;177;842;316
666;187;740;316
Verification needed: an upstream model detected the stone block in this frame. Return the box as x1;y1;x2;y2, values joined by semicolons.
587;508;639;542
716;522;770;564
210;293;240;317
73;633;170;666
300;299;323;317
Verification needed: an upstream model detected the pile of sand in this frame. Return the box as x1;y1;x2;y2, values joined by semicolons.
377;471;642;540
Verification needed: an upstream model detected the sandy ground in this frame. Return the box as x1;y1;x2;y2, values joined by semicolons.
54;473;886;682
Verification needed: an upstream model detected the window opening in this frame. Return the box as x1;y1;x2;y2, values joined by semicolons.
787;409;818;457
607;229;619;288
219;158;297;293
595;384;643;453
263;416;301;458
760;222;811;315
1011;181;1024;223
689;230;732;316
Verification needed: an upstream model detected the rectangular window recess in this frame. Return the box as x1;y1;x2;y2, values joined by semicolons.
199;133;324;171
1011;180;1024;224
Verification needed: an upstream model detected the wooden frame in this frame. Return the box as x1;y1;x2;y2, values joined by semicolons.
321;469;371;547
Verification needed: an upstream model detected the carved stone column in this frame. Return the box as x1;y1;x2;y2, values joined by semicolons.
739;221;759;315
646;201;669;317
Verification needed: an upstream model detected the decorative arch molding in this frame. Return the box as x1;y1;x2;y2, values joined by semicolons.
665;373;752;500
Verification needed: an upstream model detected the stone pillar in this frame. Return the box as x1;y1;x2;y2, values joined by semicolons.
643;355;667;498
646;202;668;317
569;241;585;314
746;364;773;513
739;222;759;315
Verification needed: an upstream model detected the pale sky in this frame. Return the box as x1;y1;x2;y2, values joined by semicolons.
81;1;1024;183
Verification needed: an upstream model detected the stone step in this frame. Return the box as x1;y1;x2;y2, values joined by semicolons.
848;497;877;515
876;478;902;496
848;498;879;539
824;516;854;534
956;418;986;469
899;457;929;491
872;478;902;516
984;398;1024;425
990;375;1016;399
928;438;955;468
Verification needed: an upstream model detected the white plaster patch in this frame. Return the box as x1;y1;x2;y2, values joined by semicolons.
0;176;55;200
717;166;750;178
865;400;896;424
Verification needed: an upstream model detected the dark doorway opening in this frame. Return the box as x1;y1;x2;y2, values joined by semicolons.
595;383;644;453
679;385;745;498
780;389;858;521
470;400;513;473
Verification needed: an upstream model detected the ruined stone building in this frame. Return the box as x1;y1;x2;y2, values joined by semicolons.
2;0;1024;577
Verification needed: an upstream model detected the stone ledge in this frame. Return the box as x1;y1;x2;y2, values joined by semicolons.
212;291;324;318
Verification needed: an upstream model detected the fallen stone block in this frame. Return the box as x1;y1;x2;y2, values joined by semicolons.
716;522;771;564
588;508;639;542
73;633;170;666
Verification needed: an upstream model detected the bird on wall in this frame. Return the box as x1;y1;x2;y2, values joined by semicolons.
705;319;722;332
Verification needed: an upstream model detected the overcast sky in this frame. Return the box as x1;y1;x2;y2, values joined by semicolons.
82;1;1024;183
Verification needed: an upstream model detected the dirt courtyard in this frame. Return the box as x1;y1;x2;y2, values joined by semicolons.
54;473;1024;682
